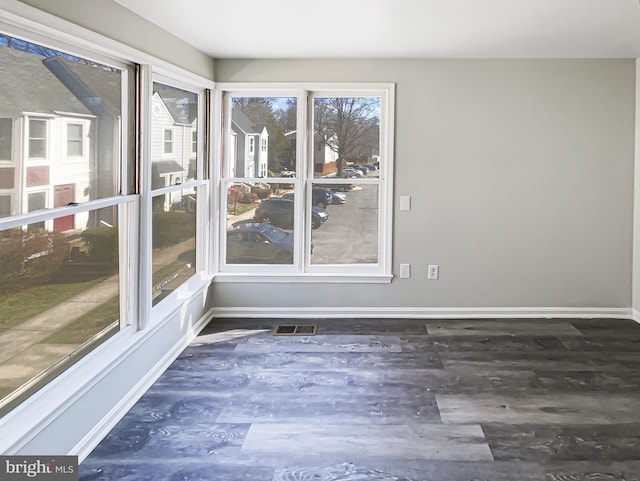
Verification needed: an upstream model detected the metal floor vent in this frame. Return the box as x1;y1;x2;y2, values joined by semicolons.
273;324;317;336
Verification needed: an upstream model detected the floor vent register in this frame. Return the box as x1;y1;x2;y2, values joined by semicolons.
272;325;318;336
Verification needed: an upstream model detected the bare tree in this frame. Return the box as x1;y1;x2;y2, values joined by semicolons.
314;97;379;175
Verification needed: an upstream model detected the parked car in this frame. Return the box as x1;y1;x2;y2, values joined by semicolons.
322;183;353;192
282;187;332;208
227;223;294;264
328;190;346;204
353;165;369;174
254;198;329;229
341;167;362;178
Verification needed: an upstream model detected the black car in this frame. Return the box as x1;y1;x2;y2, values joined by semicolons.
254;198;329;229
227;223;294;264
282;188;332;209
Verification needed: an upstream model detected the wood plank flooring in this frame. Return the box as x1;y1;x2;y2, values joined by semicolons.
79;318;640;481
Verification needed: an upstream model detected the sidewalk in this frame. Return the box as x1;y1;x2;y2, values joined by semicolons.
0;237;196;396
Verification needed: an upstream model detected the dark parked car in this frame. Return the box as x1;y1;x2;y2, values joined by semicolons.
226;223;294;264
282;187;332;208
254;198;329;229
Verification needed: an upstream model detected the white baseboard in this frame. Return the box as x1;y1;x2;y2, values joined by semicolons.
632;309;640;324
73;307;214;462
210;306;632;320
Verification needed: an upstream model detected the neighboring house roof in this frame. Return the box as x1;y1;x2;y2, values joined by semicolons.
153;160;184;175
232;109;262;135
43;56;122;117
154;84;197;125
0;46;92;117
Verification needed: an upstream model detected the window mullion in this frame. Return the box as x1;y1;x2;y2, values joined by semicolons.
137;64;153;331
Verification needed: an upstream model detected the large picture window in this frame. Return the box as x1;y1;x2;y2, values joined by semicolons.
217;85;394;280
0;33;134;416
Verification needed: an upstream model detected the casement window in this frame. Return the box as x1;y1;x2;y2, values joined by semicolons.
216;84;394;281
248;136;255;155
28;118;47;159
0;118;12;160
261;137;267;153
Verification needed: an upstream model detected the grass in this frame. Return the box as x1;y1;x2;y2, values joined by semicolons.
152;260;190;285
0;278;105;330
42;295;119;344
227;201;258;217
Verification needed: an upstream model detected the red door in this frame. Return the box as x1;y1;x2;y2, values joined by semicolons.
54;184;75;232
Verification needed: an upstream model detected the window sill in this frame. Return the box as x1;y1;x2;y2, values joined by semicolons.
212;273;393;284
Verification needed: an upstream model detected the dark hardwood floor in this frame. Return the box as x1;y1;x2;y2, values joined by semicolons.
80;318;640;481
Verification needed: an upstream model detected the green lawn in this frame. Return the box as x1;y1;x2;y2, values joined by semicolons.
43;296;119;344
0;278;105;330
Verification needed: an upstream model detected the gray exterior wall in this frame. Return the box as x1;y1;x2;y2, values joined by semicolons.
213;59;635;310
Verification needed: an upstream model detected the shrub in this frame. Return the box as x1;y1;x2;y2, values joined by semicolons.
0;228;67;295
81;227;119;272
152;210;195;248
252;187;271;200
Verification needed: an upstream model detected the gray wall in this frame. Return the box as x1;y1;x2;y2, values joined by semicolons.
17;0;215;79
634;59;640;317
214;59;635;309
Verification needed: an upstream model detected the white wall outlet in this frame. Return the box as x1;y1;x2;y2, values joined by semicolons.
427;264;439;280
399;263;411;278
399;196;411;211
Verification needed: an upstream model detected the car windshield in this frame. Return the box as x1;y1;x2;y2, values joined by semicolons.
263;226;288;242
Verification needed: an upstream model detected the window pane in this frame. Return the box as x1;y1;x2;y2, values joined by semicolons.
312;97;380;178
0;36;125;205
0;195;10;217
28;119;46;159
67;123;83;156
0;118;12;160
227;97;297;178
226;182;295;265
310;184;378;264
0;206;121;414
152;83;198;189
152;189;196;305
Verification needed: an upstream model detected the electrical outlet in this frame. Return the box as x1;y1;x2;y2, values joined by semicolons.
427;264;439;280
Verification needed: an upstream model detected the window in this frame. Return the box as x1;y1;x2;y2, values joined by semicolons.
150;81;205;306
0;194;10;217
248;136;255;154
217;86;394;280
192;130;197;154
66;122;84;157
28;119;47;159
0;118;12;160
0;34;135;416
163;128;173;154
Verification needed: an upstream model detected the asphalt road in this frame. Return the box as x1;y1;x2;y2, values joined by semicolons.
310;183;379;265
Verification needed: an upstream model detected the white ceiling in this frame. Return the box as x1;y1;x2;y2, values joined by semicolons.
114;0;640;59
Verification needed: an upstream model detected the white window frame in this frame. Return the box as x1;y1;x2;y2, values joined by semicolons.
27;118;47;160
163;127;174;155
248;135;255;155
148;75;209;313
64;120;88;159
214;83;394;283
0;1;215;452
191;129;197;154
